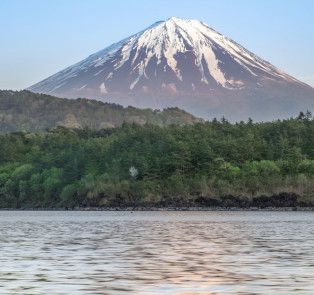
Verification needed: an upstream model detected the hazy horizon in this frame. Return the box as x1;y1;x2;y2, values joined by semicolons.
1;0;314;90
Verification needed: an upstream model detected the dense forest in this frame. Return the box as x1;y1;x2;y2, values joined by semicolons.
0;114;313;209
0;90;202;133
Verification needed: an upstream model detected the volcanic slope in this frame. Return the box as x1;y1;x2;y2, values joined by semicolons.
28;17;314;121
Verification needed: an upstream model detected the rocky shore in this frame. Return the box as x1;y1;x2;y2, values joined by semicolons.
2;193;314;211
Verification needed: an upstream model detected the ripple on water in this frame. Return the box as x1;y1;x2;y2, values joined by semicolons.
0;211;314;294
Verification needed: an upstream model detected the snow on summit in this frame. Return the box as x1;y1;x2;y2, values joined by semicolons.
28;17;314;121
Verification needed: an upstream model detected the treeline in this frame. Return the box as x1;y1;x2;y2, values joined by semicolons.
0;115;314;208
0;90;202;133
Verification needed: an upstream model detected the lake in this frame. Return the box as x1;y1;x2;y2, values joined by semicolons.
0;211;314;294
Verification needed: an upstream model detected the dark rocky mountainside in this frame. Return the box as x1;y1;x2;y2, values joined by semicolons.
28;17;314;122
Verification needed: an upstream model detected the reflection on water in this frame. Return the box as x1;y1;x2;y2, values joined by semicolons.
0;211;314;294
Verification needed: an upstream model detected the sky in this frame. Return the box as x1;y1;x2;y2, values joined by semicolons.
1;0;314;90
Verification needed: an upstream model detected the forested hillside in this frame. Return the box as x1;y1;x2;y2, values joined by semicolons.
0;90;203;133
0;116;313;209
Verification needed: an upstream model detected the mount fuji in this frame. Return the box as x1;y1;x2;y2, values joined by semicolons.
28;17;314;121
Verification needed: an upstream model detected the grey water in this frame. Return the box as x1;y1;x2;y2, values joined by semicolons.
0;211;314;294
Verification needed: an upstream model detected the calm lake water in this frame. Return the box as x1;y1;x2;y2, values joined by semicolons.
0;211;314;294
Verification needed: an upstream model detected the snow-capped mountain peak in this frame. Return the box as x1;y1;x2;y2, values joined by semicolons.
28;17;314;121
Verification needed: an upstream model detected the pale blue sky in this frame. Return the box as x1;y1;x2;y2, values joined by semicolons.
1;0;314;90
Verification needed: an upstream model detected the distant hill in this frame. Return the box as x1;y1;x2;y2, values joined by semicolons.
0;90;203;133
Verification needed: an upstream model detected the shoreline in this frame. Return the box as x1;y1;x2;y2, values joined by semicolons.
1;206;314;212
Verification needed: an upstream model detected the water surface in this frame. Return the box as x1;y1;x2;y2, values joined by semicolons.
0;211;314;294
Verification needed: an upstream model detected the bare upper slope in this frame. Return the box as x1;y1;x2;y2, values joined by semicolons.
28;17;314;121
